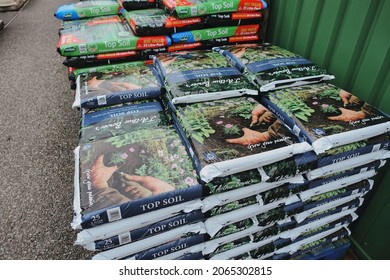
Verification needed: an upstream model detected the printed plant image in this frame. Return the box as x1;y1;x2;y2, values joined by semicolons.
267;83;390;142
175;97;299;168
220;44;331;89
80;65;160;98
214;218;254;239
78;127;198;214
79;101;170;144
156;51;256;99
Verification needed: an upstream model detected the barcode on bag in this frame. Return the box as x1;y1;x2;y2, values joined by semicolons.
79;44;87;53
118;232;131;245
97;95;107;105
107;207;122;222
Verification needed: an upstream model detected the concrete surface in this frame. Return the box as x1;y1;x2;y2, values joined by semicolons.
0;0;94;259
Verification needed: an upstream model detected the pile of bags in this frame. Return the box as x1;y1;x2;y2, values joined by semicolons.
55;1;390;260
56;0;268;68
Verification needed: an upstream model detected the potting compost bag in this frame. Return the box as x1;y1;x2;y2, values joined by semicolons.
123;8;205;36
84;210;204;251
271;226;351;260
73;62;162;109
162;34;261;56
92;222;206;259
73;125;204;229
59;15;121;34
55;1;121;20
258;199;362;243
171;24;260;43
314;132;390;167
307;160;385;190
170;97;313;182
75;197;203;238
260;83;390;154
214;44;335;92
69;60;152;82
119;0;158;11
293;194;364;224
204;195;301;238
306;149;390;180
202;175;305;214
159;0;268;19
274;212;357;250
153;50;258;105
79;99;168;143
57;16;171;57
295;237;351;260
299;170;376;203
63;50;146;68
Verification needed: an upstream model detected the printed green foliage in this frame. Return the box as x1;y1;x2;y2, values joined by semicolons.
179;106;215;144
272;92;315;122
325;140;367;156
319;104;340;114
109;152;127;165
317;88;342;101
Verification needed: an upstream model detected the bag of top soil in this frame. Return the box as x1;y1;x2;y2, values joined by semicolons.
169;96;313;183
271;226;351;260
171;24;260;43
72;125;204;229
119;0;158;11
122;8;206;36
260;83;390;154
158;0;268;19
73;61;162;109
79;99;169;143
57;16;171;57
92;222;207;259
55;1;121;20
314;133;390;168
153;50;259;104
214;43;335;92
76;174;303;250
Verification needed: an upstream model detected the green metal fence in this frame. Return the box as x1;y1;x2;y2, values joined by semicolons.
266;0;390;259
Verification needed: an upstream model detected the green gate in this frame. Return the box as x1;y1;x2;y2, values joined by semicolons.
266;0;390;259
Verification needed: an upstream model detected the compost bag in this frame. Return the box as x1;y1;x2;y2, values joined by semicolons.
154;50;258;104
159;0;268;19
123;8;205;36
73;125;203;229
214;44;335;92
57;16;171;57
120;0;158;11
55;1;121;20
170;96;313;182
73;61;162;108
171;24;260;43
79;99;169;143
260;83;390;154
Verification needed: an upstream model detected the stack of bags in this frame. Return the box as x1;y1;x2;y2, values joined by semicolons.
55;0;268;68
55;2;390;261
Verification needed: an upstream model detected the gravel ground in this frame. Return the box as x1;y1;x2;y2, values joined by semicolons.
0;0;94;259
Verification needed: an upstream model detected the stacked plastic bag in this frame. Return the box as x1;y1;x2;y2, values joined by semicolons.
56;0;267;68
54;1;390;260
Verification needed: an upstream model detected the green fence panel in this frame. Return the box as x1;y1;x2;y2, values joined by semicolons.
267;0;390;259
